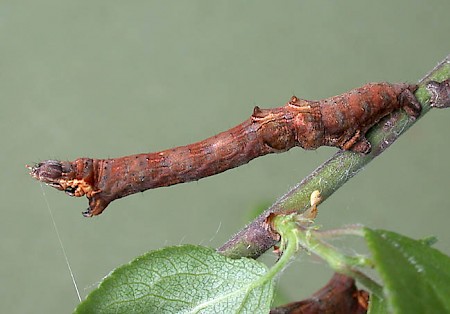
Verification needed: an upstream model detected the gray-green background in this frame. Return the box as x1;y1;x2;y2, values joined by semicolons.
1;1;449;312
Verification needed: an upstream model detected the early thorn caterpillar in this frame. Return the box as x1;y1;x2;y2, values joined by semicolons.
29;82;421;217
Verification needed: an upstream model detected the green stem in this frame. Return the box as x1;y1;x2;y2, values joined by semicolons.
257;217;300;284
297;229;383;297
272;214;383;297
219;54;450;259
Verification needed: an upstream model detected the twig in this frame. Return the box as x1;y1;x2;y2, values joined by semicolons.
218;54;450;259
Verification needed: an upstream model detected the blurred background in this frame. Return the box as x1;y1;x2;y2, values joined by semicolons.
1;1;449;312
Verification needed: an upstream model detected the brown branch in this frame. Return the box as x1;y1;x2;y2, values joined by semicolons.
218;55;450;259
269;273;369;314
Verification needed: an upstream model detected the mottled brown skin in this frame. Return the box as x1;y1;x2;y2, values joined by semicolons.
29;82;421;217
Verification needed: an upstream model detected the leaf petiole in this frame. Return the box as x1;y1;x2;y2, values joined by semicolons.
270;213;383;298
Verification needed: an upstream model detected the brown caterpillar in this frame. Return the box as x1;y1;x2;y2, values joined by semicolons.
29;82;421;217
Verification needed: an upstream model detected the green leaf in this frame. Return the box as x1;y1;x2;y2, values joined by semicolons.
75;245;274;314
364;229;450;314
